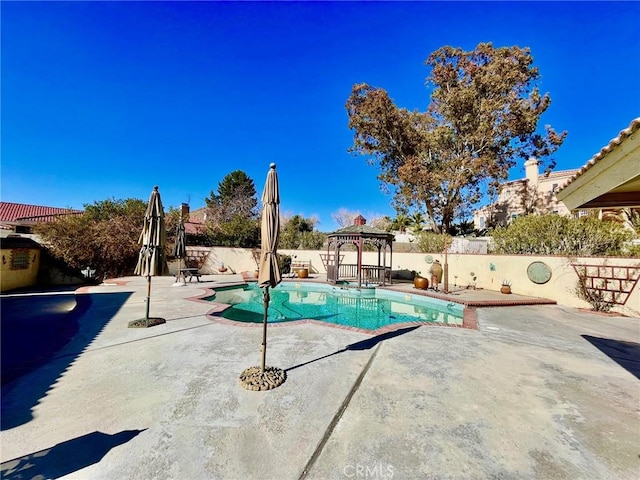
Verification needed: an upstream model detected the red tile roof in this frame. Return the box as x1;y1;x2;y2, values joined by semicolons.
184;221;206;235
181;206;207;235
558;117;640;193
187;207;208;223
0;202;83;223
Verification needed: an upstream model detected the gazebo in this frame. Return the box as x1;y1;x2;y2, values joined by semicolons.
324;215;394;287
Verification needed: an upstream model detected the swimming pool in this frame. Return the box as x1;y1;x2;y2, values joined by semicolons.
207;282;463;331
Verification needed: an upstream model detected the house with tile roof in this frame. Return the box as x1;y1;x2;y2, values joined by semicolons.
0;202;84;291
178;203;207;236
473;158;580;231
0;202;83;235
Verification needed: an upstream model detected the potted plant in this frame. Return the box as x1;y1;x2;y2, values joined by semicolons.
413;271;429;290
218;262;228;273
501;280;512;294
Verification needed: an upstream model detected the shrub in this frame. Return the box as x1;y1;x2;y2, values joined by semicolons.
490;215;635;256
278;254;292;274
574;266;616;312
416;232;453;253
35;198;147;280
624;243;640;258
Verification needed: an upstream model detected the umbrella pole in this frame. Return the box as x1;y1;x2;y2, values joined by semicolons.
260;286;270;373
145;275;151;324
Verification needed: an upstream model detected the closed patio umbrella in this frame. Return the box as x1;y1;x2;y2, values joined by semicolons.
130;186;169;328
239;163;286;390
173;220;187;286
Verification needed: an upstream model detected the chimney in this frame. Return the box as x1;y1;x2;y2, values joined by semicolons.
180;203;190;220
354;215;366;226
525;157;539;185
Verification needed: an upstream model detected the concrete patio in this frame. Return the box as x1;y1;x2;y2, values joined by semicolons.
1;274;639;479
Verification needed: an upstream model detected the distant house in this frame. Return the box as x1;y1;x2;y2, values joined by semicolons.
473;159;579;231
0;203;84;291
0;202;83;235
178;203;207;236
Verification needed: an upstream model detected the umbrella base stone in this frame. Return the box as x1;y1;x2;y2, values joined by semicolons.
239;366;286;391
128;317;166;328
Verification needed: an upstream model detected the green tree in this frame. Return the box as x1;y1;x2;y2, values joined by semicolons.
280;215;326;250
299;231;327;250
214;215;260;247
35;198;149;280
391;213;411;234
280;215;313;249
205;170;258;222
410;211;426;235
346;42;566;234
205;170;260;247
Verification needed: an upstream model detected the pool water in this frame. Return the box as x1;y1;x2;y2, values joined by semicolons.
208;282;463;331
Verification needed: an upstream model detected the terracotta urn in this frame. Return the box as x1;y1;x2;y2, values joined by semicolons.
414;275;429;290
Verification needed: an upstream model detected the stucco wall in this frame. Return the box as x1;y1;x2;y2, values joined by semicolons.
189;246;640;317
170;246;259;276
0;248;40;292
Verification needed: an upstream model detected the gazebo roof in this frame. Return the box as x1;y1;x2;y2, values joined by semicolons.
329;223;394;238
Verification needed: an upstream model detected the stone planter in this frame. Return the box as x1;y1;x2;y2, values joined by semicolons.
414;276;429;290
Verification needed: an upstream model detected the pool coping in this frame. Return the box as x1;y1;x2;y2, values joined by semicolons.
191;279;478;333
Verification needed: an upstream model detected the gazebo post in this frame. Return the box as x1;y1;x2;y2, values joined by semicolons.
334;241;339;283
358;236;363;287
327;240;331;283
389;242;393;285
382;245;386;285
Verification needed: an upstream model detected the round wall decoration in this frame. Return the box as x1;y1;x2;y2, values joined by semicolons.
424;255;434;264
527;261;552;284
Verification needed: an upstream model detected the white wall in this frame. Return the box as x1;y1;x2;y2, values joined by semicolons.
185;246;640;317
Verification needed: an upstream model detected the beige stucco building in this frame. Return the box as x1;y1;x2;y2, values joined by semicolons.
473;158;578;230
0;236;41;292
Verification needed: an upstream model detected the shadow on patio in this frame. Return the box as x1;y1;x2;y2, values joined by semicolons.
0;429;145;479
582;335;640;379
1;291;133;430
286;325;420;372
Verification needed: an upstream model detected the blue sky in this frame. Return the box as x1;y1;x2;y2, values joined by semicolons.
2;1;639;232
